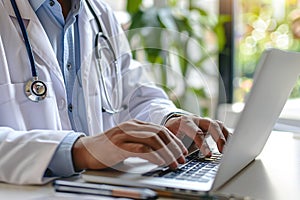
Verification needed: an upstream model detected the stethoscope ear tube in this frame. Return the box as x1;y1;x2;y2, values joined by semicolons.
11;0;37;77
10;0;48;102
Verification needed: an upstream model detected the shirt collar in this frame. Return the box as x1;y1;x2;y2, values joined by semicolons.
28;0;46;11
28;0;82;12
72;0;83;15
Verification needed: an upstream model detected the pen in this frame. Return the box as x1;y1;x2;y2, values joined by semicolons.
53;180;158;200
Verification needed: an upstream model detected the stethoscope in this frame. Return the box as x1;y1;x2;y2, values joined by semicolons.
11;0;125;114
11;0;47;102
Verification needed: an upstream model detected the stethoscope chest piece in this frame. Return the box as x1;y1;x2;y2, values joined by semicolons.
25;78;47;102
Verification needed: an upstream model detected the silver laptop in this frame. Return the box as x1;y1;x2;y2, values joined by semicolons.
82;48;300;196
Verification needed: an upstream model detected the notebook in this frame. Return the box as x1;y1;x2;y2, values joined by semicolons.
82;48;300;196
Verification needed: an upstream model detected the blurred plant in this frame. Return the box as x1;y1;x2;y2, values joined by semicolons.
125;0;229;116
235;0;300;102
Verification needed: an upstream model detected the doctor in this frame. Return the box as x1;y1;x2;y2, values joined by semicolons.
0;0;230;185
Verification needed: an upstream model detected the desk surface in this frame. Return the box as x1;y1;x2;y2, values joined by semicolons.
218;131;300;200
0;131;299;200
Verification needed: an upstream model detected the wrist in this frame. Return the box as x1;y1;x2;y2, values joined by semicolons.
72;137;87;171
72;136;108;171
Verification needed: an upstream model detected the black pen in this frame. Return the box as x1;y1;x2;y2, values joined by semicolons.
53;180;157;200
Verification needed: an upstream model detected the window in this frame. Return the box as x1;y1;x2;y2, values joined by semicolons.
234;0;300;102
218;0;300;130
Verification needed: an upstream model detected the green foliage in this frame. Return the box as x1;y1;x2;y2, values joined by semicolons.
126;0;228;116
235;0;300;102
126;0;142;15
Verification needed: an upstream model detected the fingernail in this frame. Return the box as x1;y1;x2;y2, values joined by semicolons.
217;139;225;153
170;162;179;169
205;148;212;157
183;148;188;156
178;156;186;164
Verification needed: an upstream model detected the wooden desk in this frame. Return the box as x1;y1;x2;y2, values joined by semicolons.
0;131;299;200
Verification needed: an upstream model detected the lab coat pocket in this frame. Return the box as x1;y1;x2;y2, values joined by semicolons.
0;84;25;130
0;82;62;131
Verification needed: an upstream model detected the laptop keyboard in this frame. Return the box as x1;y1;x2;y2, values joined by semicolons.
143;151;222;183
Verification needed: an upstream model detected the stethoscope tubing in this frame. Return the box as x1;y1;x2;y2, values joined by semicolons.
10;0;37;78
87;0;124;114
95;33;121;114
11;0;124;112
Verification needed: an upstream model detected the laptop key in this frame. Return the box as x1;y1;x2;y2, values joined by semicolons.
144;152;222;183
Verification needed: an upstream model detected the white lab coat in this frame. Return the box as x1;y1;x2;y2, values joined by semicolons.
0;0;181;184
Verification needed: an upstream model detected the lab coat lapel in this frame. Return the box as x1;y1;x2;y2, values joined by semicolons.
78;0;102;65
4;0;71;130
4;0;64;82
78;1;104;135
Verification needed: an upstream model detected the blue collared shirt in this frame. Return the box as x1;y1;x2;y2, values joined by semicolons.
29;0;84;177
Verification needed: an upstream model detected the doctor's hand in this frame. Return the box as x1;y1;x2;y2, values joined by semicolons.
165;115;231;157
72;120;188;171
